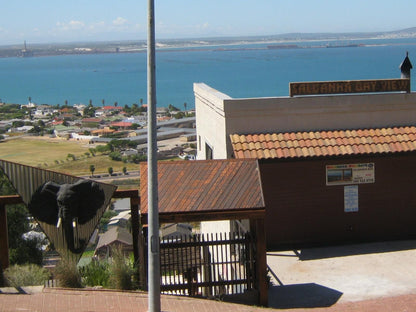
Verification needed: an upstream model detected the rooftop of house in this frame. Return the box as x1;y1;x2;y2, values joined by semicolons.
95;226;132;250
230;125;416;159
140;159;265;221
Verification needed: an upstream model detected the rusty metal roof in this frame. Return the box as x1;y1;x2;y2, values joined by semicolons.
140;159;265;217
230;126;416;159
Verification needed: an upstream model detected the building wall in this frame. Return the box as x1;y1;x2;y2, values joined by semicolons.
259;153;416;249
194;83;416;160
194;83;231;160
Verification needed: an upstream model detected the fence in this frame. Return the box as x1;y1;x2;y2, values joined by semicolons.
154;232;257;298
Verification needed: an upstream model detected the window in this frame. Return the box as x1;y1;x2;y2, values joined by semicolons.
205;143;213;159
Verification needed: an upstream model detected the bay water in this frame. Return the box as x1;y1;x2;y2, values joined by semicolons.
1;38;416;109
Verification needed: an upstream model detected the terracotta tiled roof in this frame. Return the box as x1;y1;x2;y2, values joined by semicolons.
111;121;132;128
140;159;265;216
230;126;416;159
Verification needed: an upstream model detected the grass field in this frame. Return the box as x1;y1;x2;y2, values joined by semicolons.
0;136;140;177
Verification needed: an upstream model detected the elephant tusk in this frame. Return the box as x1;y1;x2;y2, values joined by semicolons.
56;217;62;228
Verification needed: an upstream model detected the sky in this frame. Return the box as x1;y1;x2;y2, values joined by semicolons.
1;0;416;45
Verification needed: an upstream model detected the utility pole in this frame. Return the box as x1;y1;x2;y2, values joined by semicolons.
147;0;160;311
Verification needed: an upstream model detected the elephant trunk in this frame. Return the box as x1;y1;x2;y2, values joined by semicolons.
61;217;83;254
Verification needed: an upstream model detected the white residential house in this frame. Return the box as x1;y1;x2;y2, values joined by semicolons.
33;105;55;118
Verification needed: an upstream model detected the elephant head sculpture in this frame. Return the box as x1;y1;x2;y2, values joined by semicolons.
28;179;105;254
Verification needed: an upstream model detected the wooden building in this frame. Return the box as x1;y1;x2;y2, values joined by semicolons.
230;126;416;249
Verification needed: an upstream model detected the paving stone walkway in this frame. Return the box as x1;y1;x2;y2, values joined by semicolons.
1;287;416;312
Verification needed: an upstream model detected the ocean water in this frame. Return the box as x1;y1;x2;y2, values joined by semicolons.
1;38;416;109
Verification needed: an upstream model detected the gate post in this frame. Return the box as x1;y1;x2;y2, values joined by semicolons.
251;218;268;306
0;203;9;286
130;193;140;265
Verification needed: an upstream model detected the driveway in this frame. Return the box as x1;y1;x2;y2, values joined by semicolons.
267;239;416;309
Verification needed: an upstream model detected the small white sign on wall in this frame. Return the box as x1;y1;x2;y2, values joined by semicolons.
344;185;359;212
326;163;375;186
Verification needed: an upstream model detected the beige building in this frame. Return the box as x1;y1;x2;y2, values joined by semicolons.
194;82;416;160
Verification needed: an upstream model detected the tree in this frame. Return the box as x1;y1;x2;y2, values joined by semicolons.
184;102;187;111
122;167;127;175
168;104;180;112
12;120;24;128
109;151;122;161
174;111;185;119
1;171;43;265
99;210;118;232
7;205;44;265
102;99;105;107
108;167;114;176
83;104;96;118
37;120;45;128
89;164;95;177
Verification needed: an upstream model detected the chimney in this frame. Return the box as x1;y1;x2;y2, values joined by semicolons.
400;51;412;79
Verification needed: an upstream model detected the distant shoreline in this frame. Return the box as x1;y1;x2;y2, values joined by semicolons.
1;33;416;59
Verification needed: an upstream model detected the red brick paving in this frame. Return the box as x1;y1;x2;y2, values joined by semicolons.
1;288;416;312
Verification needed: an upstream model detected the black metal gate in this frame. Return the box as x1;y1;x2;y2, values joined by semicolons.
154;232;256;298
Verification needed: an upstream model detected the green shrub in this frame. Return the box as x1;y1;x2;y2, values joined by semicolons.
108;248;133;290
54;258;82;288
80;260;110;287
4;264;50;287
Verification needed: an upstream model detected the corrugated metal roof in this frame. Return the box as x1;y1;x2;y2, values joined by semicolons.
140;159;265;215
230;126;416;159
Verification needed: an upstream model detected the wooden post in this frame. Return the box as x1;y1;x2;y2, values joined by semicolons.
139;224;147;290
130;194;140;265
251;217;268;306
0;203;9;286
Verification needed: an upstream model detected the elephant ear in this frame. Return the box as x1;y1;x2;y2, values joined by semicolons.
28;181;60;225
71;179;105;224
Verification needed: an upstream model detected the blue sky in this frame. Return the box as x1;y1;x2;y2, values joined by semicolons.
1;0;416;45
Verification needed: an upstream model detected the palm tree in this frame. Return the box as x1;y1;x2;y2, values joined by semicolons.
184;102;187;111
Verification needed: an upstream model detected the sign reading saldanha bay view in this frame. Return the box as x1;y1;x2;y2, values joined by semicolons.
290;78;410;96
